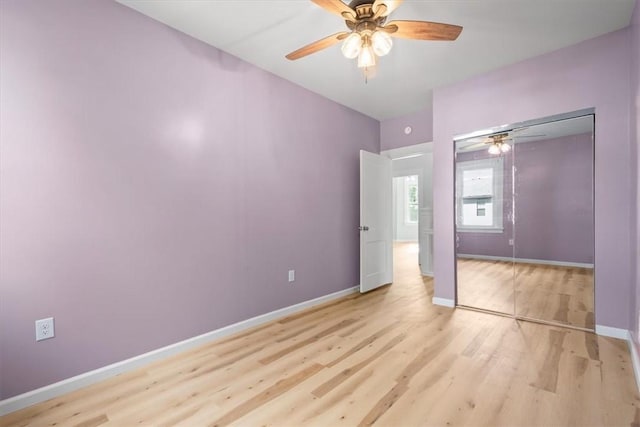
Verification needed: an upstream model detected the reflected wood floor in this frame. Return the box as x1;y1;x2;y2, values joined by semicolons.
457;258;595;329
2;243;637;426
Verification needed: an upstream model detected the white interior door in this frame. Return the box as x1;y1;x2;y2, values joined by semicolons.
360;150;393;293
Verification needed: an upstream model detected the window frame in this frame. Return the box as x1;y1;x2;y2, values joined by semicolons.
404;175;419;225
455;157;504;233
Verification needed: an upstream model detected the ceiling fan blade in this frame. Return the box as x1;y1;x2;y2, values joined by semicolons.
285;32;349;60
384;20;463;41
372;0;404;18
311;0;356;21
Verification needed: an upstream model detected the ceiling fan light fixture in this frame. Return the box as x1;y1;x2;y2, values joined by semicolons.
286;0;463;81
371;30;393;56
357;44;377;68
341;32;362;59
500;142;511;153
488;144;501;155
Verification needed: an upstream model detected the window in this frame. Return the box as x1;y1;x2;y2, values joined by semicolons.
456;158;503;232
405;175;419;224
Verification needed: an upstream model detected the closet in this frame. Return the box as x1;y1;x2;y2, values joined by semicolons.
454;114;594;330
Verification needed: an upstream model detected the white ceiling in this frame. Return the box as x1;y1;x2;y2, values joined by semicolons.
116;0;636;120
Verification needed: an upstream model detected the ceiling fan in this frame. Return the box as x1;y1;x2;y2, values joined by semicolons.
461;131;545;155
285;0;463;78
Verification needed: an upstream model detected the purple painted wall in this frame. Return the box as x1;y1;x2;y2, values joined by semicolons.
514;134;594;264
0;0;379;399
380;106;433;150
433;28;632;329
457;134;594;265
630;0;640;350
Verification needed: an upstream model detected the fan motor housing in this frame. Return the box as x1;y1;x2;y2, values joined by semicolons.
346;1;387;30
348;0;375;10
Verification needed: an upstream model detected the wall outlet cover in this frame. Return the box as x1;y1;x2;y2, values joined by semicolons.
288;270;295;282
35;317;55;341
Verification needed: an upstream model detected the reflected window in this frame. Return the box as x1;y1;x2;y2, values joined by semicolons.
456;158;503;232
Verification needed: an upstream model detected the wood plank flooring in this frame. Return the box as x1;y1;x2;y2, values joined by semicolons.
2;243;636;426
457;258;594;329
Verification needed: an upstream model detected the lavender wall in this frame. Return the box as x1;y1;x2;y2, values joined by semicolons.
0;0;379;399
630;0;640;349
380;106;433;150
433;28;632;329
457;134;594;264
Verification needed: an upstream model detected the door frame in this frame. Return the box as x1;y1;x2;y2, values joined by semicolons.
381;142;433;277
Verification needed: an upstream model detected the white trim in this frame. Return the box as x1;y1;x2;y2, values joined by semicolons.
456;227;504;234
432;297;455;308
0;286;359;416
595;324;629;340
391;153;423;161
457;253;594;269
593;327;640;393
454;124;512;142
393;239;419;242
626;331;640;393
381;142;432;160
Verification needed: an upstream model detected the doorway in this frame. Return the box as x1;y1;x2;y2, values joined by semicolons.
385;143;433;280
392;175;420;283
359;143;433;293
393;175;419;242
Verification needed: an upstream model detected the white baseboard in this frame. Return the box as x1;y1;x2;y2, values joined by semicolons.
627;331;640;393
595;324;629;340
457;253;593;269
595;325;640;393
432;297;455;308
0;286;359;417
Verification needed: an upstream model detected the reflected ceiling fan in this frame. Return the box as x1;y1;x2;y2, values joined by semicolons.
461;131;545;155
286;0;463;78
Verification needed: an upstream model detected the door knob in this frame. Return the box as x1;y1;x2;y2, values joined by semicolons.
359;226;369;231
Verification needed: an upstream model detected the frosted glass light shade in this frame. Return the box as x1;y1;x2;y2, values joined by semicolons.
488;144;501;155
371;31;393;56
341;33;362;59
500;142;511;152
358;45;376;68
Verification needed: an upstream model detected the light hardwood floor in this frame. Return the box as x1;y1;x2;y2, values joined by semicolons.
2;243;636;426
457;258;594;329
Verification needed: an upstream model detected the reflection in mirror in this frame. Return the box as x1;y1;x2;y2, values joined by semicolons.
455;134;514;315
454;115;594;330
513;116;594;329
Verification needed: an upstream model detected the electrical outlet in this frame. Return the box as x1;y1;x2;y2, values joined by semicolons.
509;239;514;246
35;317;55;342
288;270;295;282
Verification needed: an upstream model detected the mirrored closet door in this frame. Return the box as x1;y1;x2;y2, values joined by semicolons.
455;134;514;315
455;114;595;330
